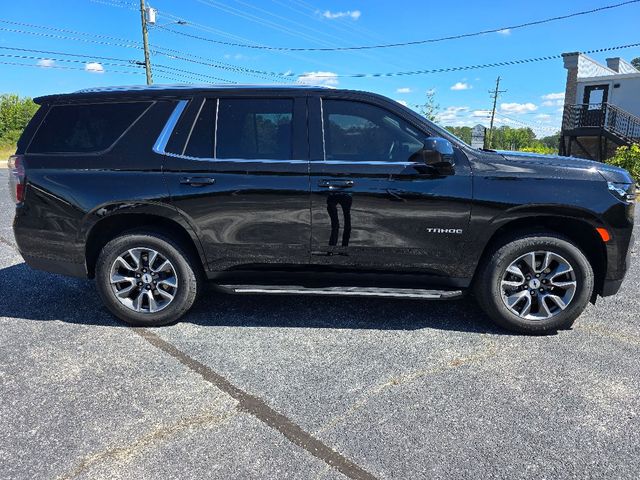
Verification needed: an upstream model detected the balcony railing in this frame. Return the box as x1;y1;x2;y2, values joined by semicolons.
563;103;640;143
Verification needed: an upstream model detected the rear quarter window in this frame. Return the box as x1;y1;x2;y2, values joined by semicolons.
27;101;151;154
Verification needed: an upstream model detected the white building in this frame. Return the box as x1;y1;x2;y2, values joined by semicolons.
560;52;640;160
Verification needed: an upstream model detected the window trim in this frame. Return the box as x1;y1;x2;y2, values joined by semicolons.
153;100;188;155
155;97;306;164
181;99;207;157
317;97;427;166
27;100;155;156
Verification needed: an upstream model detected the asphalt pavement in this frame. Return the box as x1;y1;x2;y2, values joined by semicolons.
0;169;639;479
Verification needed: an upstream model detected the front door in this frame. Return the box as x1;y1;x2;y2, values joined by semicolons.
161;96;310;272
582;84;609;126
308;96;472;279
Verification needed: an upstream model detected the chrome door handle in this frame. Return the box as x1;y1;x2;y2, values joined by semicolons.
180;177;216;187
318;179;354;189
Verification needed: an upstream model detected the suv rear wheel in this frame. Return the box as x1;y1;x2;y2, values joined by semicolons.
474;232;594;333
95;230;201;326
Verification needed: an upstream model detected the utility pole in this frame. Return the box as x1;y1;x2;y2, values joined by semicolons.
487;76;506;148
139;0;153;85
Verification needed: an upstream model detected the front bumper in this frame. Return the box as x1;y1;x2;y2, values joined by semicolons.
601;232;634;297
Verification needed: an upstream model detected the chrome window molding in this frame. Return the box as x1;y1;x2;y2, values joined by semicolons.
214;98;220;159
152;100;188;155
182;99;206;157
320;97;327;161
153;98;417;167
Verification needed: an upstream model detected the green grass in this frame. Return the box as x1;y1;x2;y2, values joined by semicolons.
0;145;16;165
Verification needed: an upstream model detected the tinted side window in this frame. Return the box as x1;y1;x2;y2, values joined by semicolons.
183;99;216;158
28;102;150;153
216;98;293;160
322;99;424;162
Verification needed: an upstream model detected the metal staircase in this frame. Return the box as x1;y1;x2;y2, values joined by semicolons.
560;103;640;160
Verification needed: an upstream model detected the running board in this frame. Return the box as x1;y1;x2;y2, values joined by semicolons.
218;285;464;300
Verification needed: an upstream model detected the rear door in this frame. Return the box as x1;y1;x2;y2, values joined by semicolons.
160;95;310;272
308;95;473;279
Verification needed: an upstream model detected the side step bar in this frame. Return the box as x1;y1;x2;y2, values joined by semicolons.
218;285;464;300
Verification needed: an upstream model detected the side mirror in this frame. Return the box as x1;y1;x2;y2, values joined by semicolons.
410;137;455;175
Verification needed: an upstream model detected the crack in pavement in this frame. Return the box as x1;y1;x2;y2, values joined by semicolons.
576;324;640;345
315;339;500;435
133;328;378;480
58;409;238;480
0;234;18;252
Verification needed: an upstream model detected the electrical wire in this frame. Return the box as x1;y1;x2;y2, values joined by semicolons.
0;46;235;84
318;42;640;78
494;112;560;132
0;52;142;70
0;59;142;76
4;21;638;80
0;19;291;83
158;0;640;51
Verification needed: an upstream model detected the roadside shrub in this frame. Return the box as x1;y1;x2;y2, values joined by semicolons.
606;144;640;184
519;145;557;155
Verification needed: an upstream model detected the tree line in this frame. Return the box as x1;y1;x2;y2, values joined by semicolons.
444;125;560;154
0;94;38;150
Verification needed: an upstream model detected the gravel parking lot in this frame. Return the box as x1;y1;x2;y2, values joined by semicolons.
1;169;639;480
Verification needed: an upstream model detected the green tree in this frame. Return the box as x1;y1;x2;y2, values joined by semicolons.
490;126;537;150
444;126;472;144
0;94;38;148
631;57;640;71
539;131;561;151
607;144;640;183
419;89;440;122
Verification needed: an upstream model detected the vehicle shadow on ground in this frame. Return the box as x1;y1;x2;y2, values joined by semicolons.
0;262;506;334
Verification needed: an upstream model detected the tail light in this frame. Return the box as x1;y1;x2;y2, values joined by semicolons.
8;155;25;204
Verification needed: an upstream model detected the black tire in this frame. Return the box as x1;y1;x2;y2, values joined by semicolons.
95;230;201;326
474;232;594;334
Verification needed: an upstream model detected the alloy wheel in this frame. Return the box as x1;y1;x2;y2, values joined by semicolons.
109;248;178;313
500;250;577;321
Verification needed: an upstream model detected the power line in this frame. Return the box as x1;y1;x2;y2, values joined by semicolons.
0;59;143;76
0;45;138;63
0;52;142;70
2;19;638;81
0;46;234;83
322;42;640;78
0;21;277;82
494;112;560;132
156;1;640;51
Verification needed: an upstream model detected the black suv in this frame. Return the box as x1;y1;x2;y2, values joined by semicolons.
8;85;636;333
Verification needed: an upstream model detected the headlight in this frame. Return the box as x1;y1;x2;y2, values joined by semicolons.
608;182;635;203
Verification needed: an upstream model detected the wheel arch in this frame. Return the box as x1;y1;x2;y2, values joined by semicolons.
473;214;607;297
84;211;207;279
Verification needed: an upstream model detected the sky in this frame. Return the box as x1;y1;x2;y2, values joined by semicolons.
1;0;639;137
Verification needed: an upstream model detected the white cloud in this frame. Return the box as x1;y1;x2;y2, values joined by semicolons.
451;82;471;91
496;29;511;35
319;10;361;20
37;59;55;68
85;62;105;73
541;92;565;107
535;114;552;121
395;99;408;107
396;87;412;94
472;109;491;117
501;102;538;114
224;53;247;60
436;106;469;122
542;92;565;100
297;71;338;86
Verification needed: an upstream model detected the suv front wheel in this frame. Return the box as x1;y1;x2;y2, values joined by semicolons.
95;230;201;326
474;232;594;334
